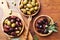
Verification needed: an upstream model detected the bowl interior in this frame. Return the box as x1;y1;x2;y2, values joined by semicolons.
33;15;54;36
2;15;24;37
19;0;40;16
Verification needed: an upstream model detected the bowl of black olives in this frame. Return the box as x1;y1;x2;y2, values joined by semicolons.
33;15;54;36
19;0;40;16
2;16;24;37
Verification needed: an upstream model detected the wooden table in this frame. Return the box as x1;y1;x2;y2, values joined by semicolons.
0;0;60;40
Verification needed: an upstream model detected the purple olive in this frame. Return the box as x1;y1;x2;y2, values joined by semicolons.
15;27;18;30
3;24;10;29
16;18;20;22
4;28;9;32
11;32;16;36
10;19;15;23
19;22;22;26
9;28;13;31
16;21;18;24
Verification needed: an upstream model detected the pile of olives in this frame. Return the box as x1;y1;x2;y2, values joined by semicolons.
19;0;39;15
3;16;23;37
35;17;50;34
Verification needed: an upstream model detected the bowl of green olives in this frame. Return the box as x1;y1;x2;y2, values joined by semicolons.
19;0;40;16
33;15;54;36
2;16;24;37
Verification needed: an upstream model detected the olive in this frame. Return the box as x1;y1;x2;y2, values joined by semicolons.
32;0;36;3
9;28;14;32
24;5;27;8
10;19;14;23
21;9;27;13
36;3;39;6
15;31;20;34
31;2;35;6
30;8;34;12
39;25;44;29
4;24;10;29
27;4;32;8
16;21;19;25
19;27;22;30
11;32;16;36
43;29;49;34
19;22;22;26
16;18;20;22
37;20;43;25
26;8;29;11
4;28;9;32
34;6;38;10
23;0;28;5
7;20;11;26
19;4;23;9
42;18;48;24
11;23;16;28
15;27;18;30
4;19;9;24
27;11;31;15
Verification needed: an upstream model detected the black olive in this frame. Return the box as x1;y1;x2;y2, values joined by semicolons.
43;29;49;34
42;18;48;24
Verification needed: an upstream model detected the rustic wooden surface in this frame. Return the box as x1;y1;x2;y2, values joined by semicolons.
0;0;60;40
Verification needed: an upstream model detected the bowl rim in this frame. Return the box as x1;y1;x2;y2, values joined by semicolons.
33;15;54;36
19;0;40;16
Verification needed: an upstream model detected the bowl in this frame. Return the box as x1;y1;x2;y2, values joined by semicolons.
19;0;40;16
33;15;54;36
1;11;24;38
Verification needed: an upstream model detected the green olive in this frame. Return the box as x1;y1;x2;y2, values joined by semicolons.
31;2;35;6
21;9;26;13
27;4;32;8
15;31;20;34
11;23;16;28
7;20;11;26
30;8;34;12
19;27;21;30
19;4;23;9
26;8;29;11
34;6;38;10
27;11;31;15
23;0;28;5
32;0;35;3
36;3;39;6
4;19;9;24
